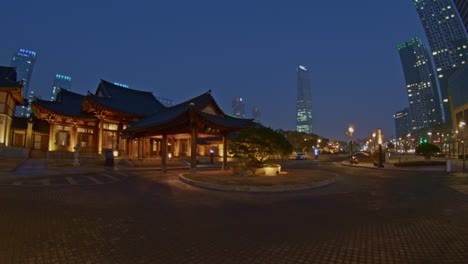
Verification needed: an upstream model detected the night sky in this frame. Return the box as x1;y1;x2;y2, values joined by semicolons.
1;0;426;140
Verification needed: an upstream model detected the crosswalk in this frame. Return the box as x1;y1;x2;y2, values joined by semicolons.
2;171;132;187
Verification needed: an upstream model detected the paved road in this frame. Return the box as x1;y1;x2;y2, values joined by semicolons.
0;171;133;186
0;160;467;263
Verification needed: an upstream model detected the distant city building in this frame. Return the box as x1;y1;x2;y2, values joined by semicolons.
156;96;174;107
449;65;468;127
398;37;442;131
394;108;412;138
296;65;312;133
10;49;37;117
252;106;261;121
232;96;245;118
51;74;72;101
413;0;468;125
113;82;129;88
453;0;468;33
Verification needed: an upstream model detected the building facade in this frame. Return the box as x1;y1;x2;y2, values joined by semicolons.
0;67;25;146
413;0;468;125
398;37;442;131
449;65;468;127
296;65;313;134
394;108;412;138
232;96;245;118
51;74;72;101
453;0;468;33
10;49;37;117
252;106;261;121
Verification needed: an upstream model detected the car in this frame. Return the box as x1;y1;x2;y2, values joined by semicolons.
296;152;308;160
348;151;371;164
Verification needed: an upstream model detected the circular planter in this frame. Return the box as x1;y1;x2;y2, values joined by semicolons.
264;165;281;176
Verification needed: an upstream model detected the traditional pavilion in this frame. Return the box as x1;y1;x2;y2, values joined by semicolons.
0;66;25;146
29;80;256;170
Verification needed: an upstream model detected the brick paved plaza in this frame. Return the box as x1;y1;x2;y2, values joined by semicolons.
0;161;467;263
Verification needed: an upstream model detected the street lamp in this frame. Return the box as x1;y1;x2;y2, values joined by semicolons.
347;126;354;155
372;132;376;152
459;121;466;171
427;132;432;143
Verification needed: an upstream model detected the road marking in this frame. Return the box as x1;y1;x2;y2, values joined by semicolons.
450;184;468;194
101;173;118;181
65;177;77;185
87;176;103;184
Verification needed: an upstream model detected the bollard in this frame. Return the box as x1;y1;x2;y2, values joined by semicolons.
446;155;451;173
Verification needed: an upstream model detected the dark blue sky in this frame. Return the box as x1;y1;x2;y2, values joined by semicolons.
1;0;426;140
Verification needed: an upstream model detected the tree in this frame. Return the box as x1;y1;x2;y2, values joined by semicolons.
229;127;293;166
415;143;440;159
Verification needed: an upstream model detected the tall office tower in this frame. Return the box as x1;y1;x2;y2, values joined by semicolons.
113;82;129;88
10;49;37;117
252;106;261;121
398;38;442;131
51;74;72;101
232;96;245;118
413;0;468;125
394;108;412;138
296;65;312;134
156;96;173;107
453;0;468;33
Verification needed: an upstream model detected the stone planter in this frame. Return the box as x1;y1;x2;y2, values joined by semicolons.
264;165;281;176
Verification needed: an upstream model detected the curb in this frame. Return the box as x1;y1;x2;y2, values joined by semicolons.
339;161;451;173
178;172;337;193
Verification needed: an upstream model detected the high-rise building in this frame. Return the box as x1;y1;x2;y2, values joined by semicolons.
10;49;37;117
413;0;468;125
232;96;245;118
296;65;312;134
398;37;442;131
394;108;412;138
453;0;468;33
252;106;261;121
51;74;72;101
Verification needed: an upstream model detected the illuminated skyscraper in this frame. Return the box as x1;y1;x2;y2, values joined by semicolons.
10;49;37;117
251;106;261;121
232;96;245;118
394;108;411;138
453;0;468;33
413;0;468;125
296;65;312;133
398;38;442;131
51;74;72;101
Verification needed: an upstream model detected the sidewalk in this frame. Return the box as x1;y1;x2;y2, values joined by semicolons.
0;158;220;182
341;156;468;175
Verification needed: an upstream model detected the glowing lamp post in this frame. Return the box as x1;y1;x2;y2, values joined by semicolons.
460;121;466;171
347;126;354;155
372;132;376;152
377;128;384;168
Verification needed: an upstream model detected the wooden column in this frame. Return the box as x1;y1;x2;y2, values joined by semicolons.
71;122;77;151
161;134;167;173
48;121;55;151
222;134;228;171
25;118;33;149
190;126;197;173
98;118;104;154
137;138;141;160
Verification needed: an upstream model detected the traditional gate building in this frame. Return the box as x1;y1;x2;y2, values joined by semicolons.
28;80;255;169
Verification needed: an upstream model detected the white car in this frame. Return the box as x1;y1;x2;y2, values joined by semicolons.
295;152;308;160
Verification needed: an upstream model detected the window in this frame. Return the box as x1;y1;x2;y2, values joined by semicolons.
55;131;70;146
103;131;117;149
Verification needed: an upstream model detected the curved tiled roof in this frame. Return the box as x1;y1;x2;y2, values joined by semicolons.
87;80;166;117
33;89;95;119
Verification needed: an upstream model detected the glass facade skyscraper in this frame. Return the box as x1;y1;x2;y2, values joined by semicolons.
10;49;37;117
398;38;442;131
296;65;312;134
51;74;72;101
413;0;468;125
453;0;468;33
232;96;245;118
394;107;412;138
